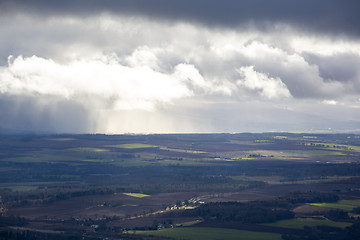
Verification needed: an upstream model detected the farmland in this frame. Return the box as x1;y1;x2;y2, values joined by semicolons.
133;227;282;240
1;133;360;239
308;199;360;211
263;218;352;229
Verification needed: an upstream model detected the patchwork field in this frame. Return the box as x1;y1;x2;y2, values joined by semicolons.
7;192;198;220
1;133;360;239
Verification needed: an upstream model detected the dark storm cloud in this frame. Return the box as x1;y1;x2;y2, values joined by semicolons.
2;0;360;37
301;53;360;95
304;53;360;83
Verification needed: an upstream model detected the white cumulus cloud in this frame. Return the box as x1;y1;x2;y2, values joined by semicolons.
236;66;291;99
0;55;197;111
0;54;234;112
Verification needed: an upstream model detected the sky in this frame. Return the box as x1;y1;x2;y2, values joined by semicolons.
0;0;360;134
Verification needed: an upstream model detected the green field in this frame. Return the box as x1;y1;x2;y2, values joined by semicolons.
298;150;345;157
230;175;355;185
159;147;206;154
305;142;360;152
181;220;203;226
48;138;75;141
2;148;97;163
0;181;79;192
274;136;288;139
133;227;282;240
308;199;360;211
109;143;206;154
263;218;352;229
69;147;109;152
108;143;158;149
242;149;345;161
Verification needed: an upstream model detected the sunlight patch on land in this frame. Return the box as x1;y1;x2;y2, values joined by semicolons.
308;199;360;211
109;143;206;154
159;147;206;154
123;193;150;198
242;149;346;161
242;150;308;160
109;143;158;149
305;142;360;152
254;140;273;143
273;136;288;139
69;147;109;152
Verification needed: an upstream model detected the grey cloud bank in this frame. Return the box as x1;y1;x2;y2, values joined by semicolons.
2;0;360;36
0;1;359;133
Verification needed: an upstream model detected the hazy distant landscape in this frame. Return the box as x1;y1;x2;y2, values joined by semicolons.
1;133;360;239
